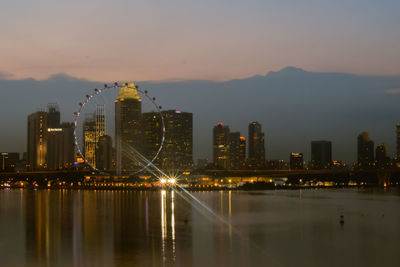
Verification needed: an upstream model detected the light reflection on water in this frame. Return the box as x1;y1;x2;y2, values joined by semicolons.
0;189;399;266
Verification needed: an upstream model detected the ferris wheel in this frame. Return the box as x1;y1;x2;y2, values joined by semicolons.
73;82;165;175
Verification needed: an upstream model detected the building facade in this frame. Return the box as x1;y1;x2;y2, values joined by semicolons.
248;122;265;169
115;83;142;174
375;143;390;168
95;135;113;171
311;140;332;169
397;123;400;162
46;123;75;170
27;111;48;170
213;123;230;169
160;110;193;171
357;132;374;168
290;153;304;169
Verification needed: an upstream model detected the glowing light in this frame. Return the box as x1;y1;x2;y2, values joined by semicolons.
168;178;176;184
160;178;167;184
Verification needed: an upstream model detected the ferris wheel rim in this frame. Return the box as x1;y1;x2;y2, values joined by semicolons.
73;83;166;175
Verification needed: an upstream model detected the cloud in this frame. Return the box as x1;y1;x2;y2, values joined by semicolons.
386;88;400;94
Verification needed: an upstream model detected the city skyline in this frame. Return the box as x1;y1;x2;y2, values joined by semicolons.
1;67;400;163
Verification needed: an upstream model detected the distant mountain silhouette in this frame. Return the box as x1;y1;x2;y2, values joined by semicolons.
1;67;400;162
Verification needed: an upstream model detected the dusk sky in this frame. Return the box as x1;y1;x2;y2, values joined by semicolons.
1;0;400;82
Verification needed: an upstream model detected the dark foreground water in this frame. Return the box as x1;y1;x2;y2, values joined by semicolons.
0;188;399;267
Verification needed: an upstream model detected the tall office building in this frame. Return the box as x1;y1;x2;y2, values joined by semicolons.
95;104;105;140
142;111;163;167
46;123;75;170
228;132;242;170
83;105;105;168
47;103;60;128
115;83;142;174
83;116;96;167
357;132;374;168
239;136;246;169
96;135;113;171
290;153;304;169
248;122;265;168
27;111;48;170
397;123;400;162
213;123;230;169
159;110;193;170
311;141;332;169
375;143;390;168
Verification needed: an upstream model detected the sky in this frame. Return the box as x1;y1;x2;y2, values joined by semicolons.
1;0;400;82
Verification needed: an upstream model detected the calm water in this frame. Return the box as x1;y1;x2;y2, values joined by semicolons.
0;188;399;267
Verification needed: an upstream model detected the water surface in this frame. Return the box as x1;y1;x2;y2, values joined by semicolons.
0;188;399;267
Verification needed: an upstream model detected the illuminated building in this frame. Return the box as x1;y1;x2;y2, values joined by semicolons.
0;152;19;172
290;153;303;169
239;136;246;168
375;143;390;168
228;132;245;169
95;104;105;140
96;135;113;171
357;132;374;168
397;123;400;162
161;110;193;170
142;111;163;167
311;141;332;169
83;117;96;167
46;123;75;170
83;105;106;168
115;83;142;174
27;111;48;170
143;110;193;170
213;123;230;169
248;122;265;168
47;103;60;128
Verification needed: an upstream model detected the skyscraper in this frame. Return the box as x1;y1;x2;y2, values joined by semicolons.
375;143;390;168
159;110;193;171
290;153;304;169
27;111;48;170
239;136;246;169
248;122;265;169
311;141;332;169
213;123;230;169
397;123;400;162
82;105;105;168
47;103;60;128
142;111;163;167
228;132;242;170
115;83;142;174
46;123;75;170
96;135;113;171
83;116;96;167
357;132;374;168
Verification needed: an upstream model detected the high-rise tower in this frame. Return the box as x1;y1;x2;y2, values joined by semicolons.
248;122;265;168
27;111;48;170
115;83;142;174
213;123;230;169
311;140;332;169
397;123;400;162
357;132;374;168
